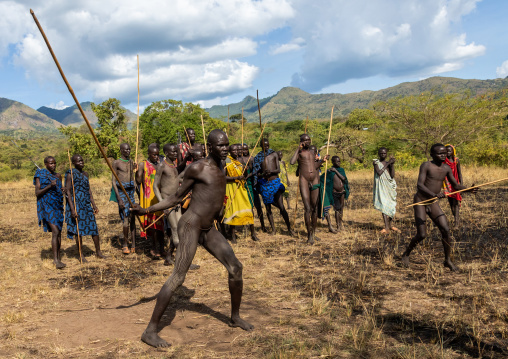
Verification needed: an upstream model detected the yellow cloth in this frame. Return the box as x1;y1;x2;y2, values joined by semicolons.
279;161;290;197
224;156;254;225
140;160;163;235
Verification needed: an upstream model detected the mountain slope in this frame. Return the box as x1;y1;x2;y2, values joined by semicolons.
38;102;138;127
208;76;508;122
0;98;62;133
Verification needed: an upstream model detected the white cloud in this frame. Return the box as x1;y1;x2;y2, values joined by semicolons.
496;60;508;78
45;100;69;110
270;37;305;55
289;0;485;92
3;0;293;103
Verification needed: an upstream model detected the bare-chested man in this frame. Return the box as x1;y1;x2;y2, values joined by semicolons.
290;134;328;244
324;156;350;233
153;144;181;264
131;129;253;348
257;148;294;236
179;128;197;166
401;143;477;271
112;143;137;254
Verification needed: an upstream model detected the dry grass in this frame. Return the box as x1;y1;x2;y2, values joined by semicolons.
0;166;506;358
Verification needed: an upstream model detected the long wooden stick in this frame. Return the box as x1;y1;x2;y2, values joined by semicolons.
67;150;82;264
405;177;508;208
134;54;140;171
241;107;244;145
144;213;165;231
182;126;191;145
200;115;208;156
30;9;144;231
321;106;334;217
221;123;267;222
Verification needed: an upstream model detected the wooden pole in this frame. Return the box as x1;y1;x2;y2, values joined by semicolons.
67;150;82;264
321;106;334;217
30;9;144;230
183;126;191;145
221;122;267;222
405;177;508;208
200;115;208;156
241;107;244;145
134;54;140;171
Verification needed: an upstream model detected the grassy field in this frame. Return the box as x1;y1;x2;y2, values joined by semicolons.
0;167;507;358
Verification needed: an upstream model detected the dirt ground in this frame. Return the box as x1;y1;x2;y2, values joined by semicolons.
0;167;507;358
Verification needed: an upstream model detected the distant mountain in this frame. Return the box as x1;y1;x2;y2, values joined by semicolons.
0;98;62;133
208;76;508;122
38;102;137;127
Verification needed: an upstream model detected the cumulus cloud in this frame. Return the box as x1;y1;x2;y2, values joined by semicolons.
496;60;508;78
3;0;293;103
45;100;69;110
289;0;485;92
270;37;305;55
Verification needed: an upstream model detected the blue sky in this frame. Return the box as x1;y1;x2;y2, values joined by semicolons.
0;0;507;113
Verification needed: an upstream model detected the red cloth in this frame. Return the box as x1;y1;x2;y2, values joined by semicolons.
179;142;193;166
444;158;462;202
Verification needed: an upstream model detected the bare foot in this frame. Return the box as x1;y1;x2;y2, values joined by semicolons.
54;260;66;269
229;316;254;331
261;226;268;233
328;227;338;234
443;259;459;271
141;329;171;348
401;255;410;267
251;234;260;242
189;264;200;270
96;251;106;259
314;235;321;241
164;255;175;266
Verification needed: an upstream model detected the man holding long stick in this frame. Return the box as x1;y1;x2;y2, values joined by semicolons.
401;143;477;271
290;134;328;244
131;129;253;348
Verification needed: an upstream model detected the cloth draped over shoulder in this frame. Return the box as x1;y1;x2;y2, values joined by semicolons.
373;159;397;218
223;156;254;225
179;142;193;166
443;157;462;202
33;169;64;232
253;148;274;186
140;160;164;235
317;167;351;218
65;169;98;239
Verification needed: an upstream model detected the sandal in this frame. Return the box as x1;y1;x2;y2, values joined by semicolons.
122;247;130;255
391;227;401;233
380;229;389;235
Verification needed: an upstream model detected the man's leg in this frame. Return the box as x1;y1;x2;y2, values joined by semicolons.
272;188;294;236
141;218;200;348
201;228;254;331
309;179;320;244
249;224;259;241
265;204;275;233
92;235;106;259
129;214;136;252
253;188;267;232
382;214;391;232
300;178;313;241
448;197;460;228
49;223;65;269
401;205;427;266
122;219;130;254
431;211;457;271
326;213;338;234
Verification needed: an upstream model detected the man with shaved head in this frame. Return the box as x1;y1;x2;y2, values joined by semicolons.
131;129;253;348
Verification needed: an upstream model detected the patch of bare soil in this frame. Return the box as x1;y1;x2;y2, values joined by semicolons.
0;167;507;358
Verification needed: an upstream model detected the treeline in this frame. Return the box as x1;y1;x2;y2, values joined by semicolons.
0;89;506;181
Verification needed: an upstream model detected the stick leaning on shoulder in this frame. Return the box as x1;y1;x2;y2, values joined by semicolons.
405;177;508;208
321;106;334;217
30;9;144;231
